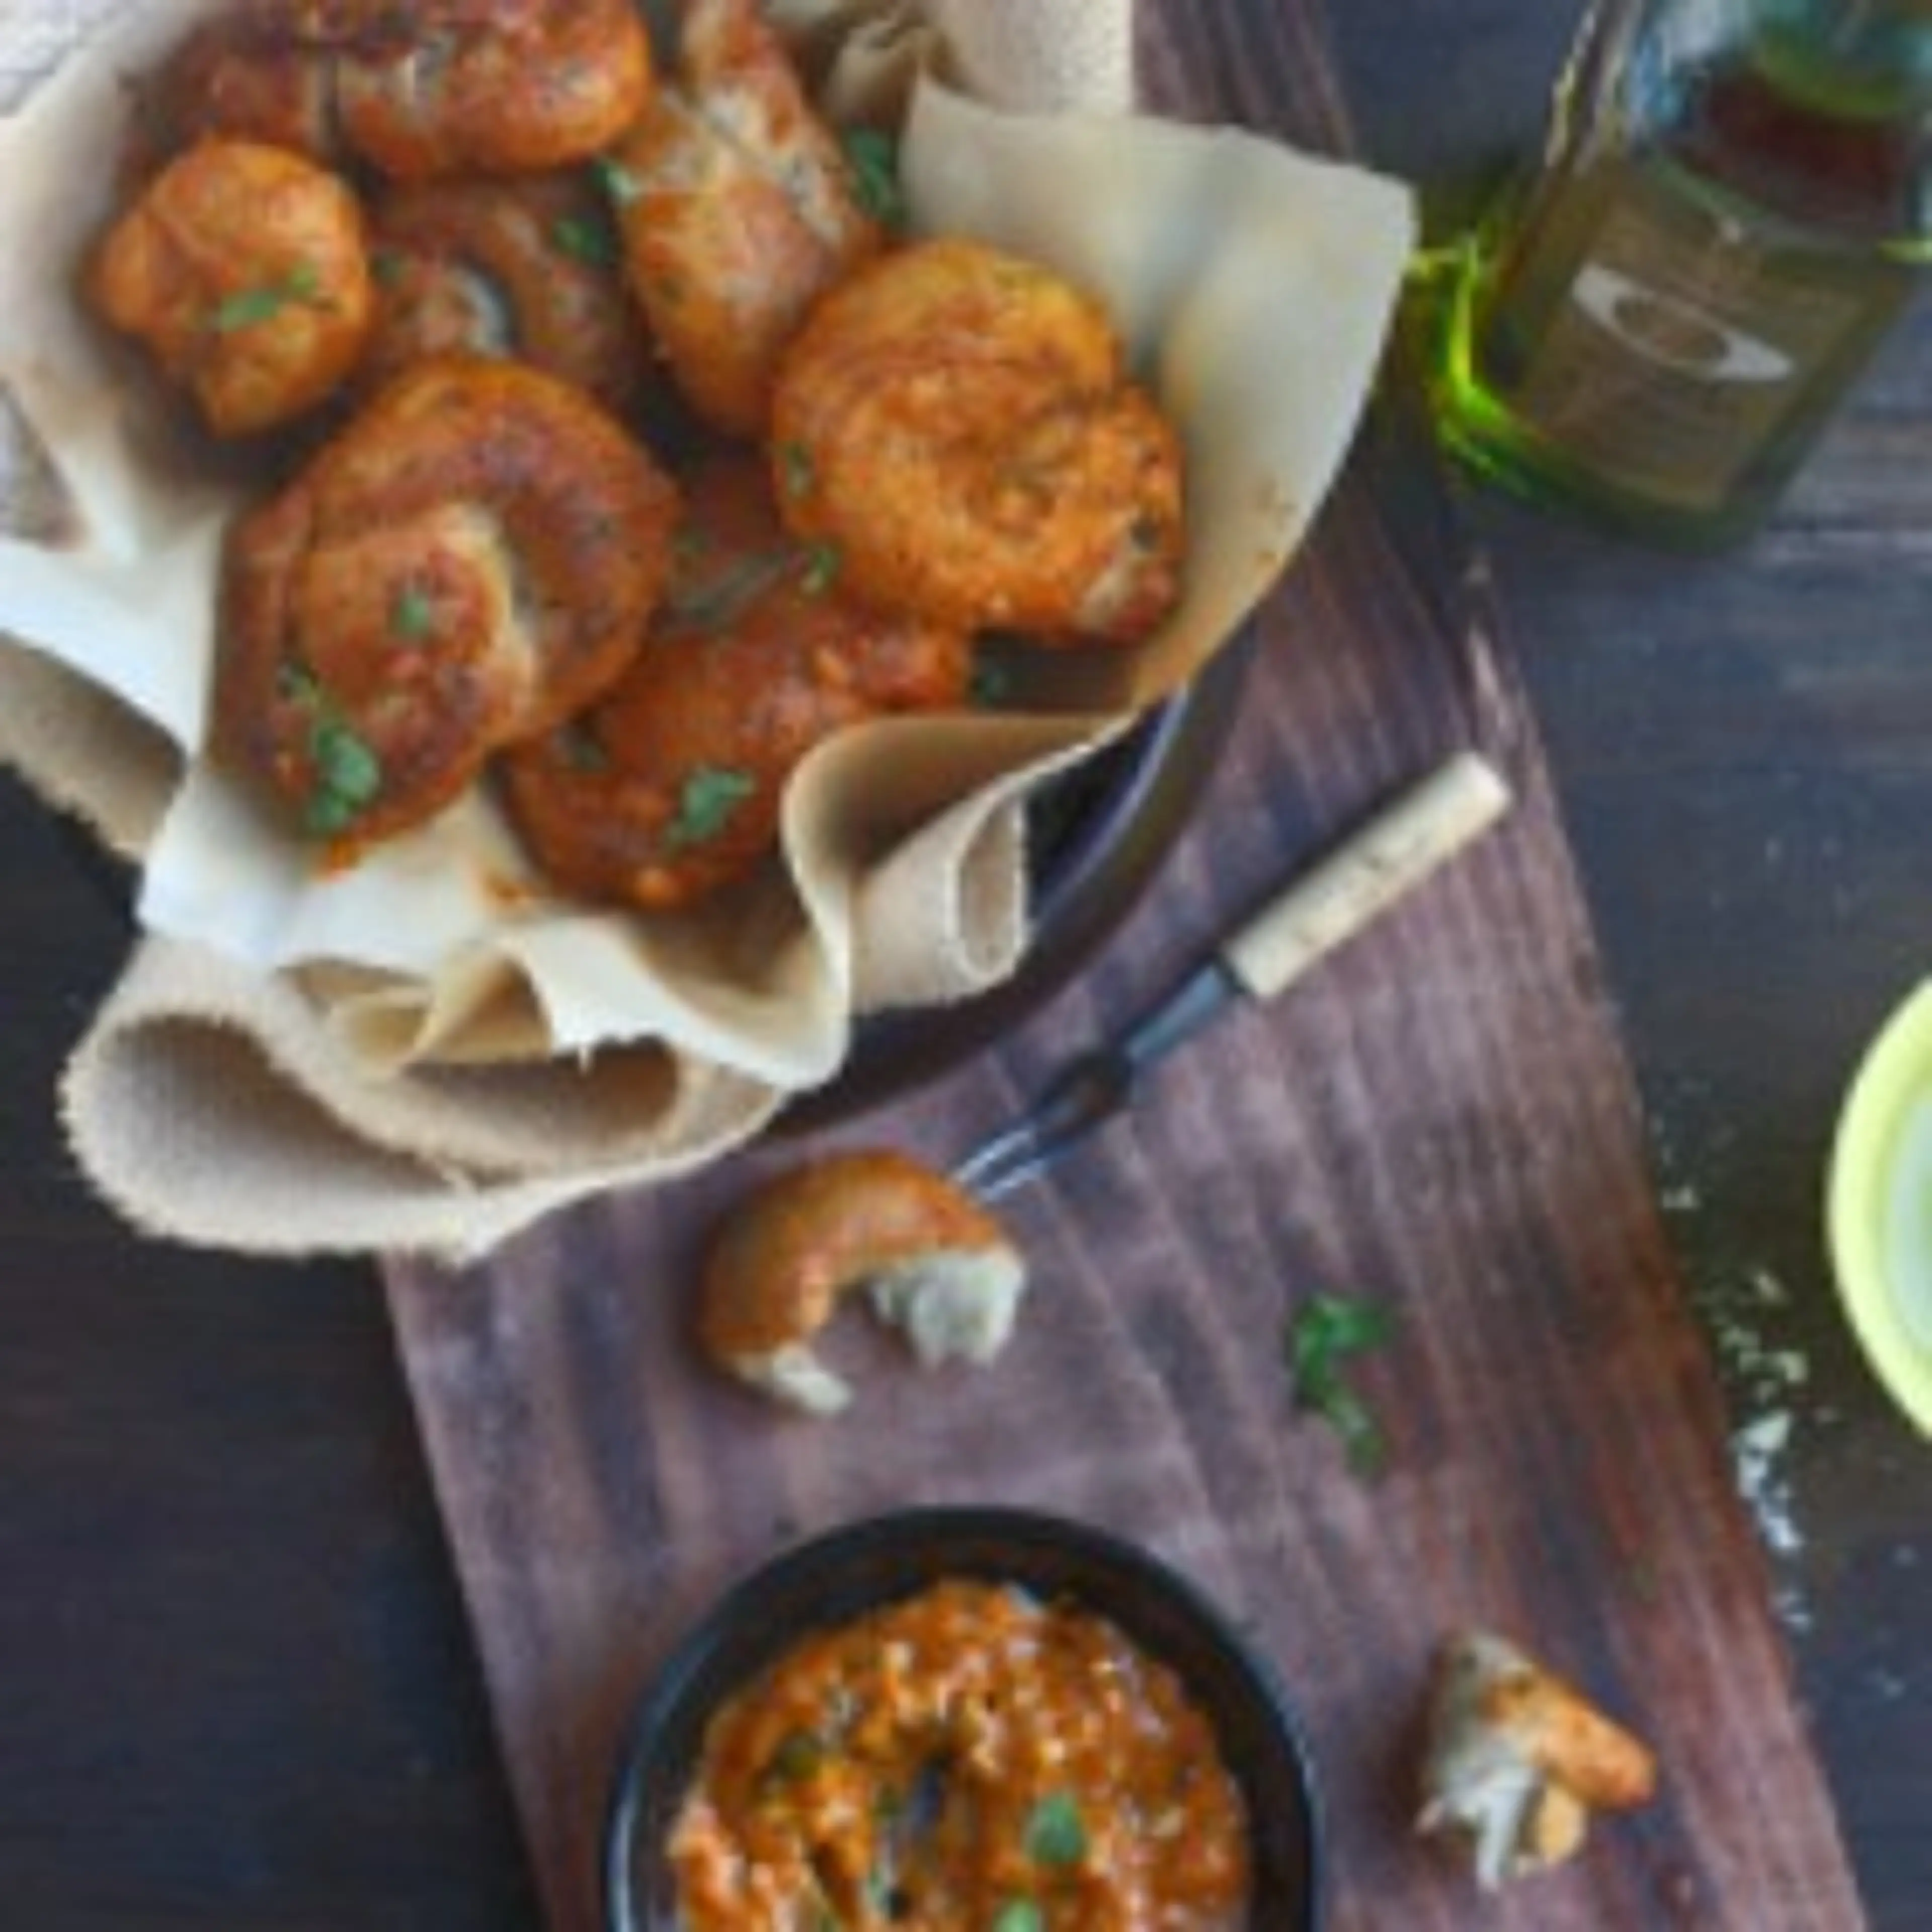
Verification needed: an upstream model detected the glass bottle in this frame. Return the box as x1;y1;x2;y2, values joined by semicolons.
1429;0;1932;547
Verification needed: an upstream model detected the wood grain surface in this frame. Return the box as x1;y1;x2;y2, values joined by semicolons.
383;5;1869;1929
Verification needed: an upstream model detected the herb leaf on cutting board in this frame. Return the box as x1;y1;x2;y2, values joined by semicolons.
1285;1293;1398;1477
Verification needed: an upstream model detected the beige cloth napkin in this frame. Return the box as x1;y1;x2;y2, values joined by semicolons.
0;0;1413;1258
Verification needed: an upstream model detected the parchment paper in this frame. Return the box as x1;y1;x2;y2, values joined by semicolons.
0;0;1414;1255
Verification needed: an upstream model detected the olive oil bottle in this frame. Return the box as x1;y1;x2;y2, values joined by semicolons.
1431;0;1932;546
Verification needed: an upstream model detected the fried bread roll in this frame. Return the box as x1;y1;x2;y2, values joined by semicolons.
363;173;654;419
1417;1631;1658;1890
338;0;652;181
216;357;680;847
89;138;373;437
137;11;339;170
772;238;1187;644
608;0;880;436
500;457;969;911
140;0;652;181
699;1150;1028;1416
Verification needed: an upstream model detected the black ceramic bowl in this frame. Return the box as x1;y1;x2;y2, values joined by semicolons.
788;635;1253;1126
603;1506;1323;1931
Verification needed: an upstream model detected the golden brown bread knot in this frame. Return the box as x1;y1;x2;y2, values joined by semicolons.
772;238;1187;645
699;1150;1028;1416
362;172;657;421
140;0;652;182
135;18;338;173
336;0;653;181
499;456;970;912
88;138;373;438
608;0;880;436
1417;1630;1659;1890
215;357;680;848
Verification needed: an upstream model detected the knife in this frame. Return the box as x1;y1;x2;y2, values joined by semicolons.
951;750;1513;1201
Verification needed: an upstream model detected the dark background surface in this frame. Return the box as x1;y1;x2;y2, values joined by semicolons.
1;2;1927;1927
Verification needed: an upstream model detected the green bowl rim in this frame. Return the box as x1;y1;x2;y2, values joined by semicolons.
1825;978;1932;1437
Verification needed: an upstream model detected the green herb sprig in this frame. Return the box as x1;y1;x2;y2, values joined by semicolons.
799;540;842;598
663;550;793;634
842;127;907;233
551;213;618;269
593;155;643;207
390;582;435;641
304;715;383;838
1284;1294;1398;1478
663;766;756;851
970;657;1017;710
277;657;383;839
1022;1790;1088;1869
555;721;611;775
764;1729;829;1786
778;440;816;501
209;260;324;333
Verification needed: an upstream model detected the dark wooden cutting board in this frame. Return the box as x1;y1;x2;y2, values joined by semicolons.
382;4;1868;1927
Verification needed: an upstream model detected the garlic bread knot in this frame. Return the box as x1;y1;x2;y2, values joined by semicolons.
362;172;656;421
214;357;680;850
141;0;653;181
500;457;969;913
699;1150;1028;1417
608;0;882;436
1417;1629;1659;1890
89;138;374;437
772;238;1187;645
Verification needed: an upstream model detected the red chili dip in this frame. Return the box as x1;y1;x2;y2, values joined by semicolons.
669;1577;1251;1929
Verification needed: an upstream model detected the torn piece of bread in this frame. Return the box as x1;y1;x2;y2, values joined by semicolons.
698;1149;1027;1415
1416;1629;1658;1890
866;1250;1026;1366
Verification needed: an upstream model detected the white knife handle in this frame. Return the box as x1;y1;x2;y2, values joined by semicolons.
1219;752;1512;1003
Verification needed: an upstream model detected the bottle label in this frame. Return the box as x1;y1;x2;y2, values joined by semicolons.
1506;171;1878;512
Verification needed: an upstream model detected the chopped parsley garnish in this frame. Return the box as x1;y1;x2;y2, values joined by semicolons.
390;582;435;640
304;716;383;838
842;126;907;233
550;213;618;268
369;247;407;288
276;659;322;706
765;1729;829;1785
664;550;793;633
663;765;756;851
1022;1791;1087;1869
970;657;1016;709
778;440;815;500
993;1902;1044;1932
593;155;643;206
1285;1293;1397;1478
209;260;324;332
278;656;383;839
556;721;610;774
799;540;842;598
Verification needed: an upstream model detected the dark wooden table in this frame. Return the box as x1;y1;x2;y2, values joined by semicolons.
2;4;1926;1927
